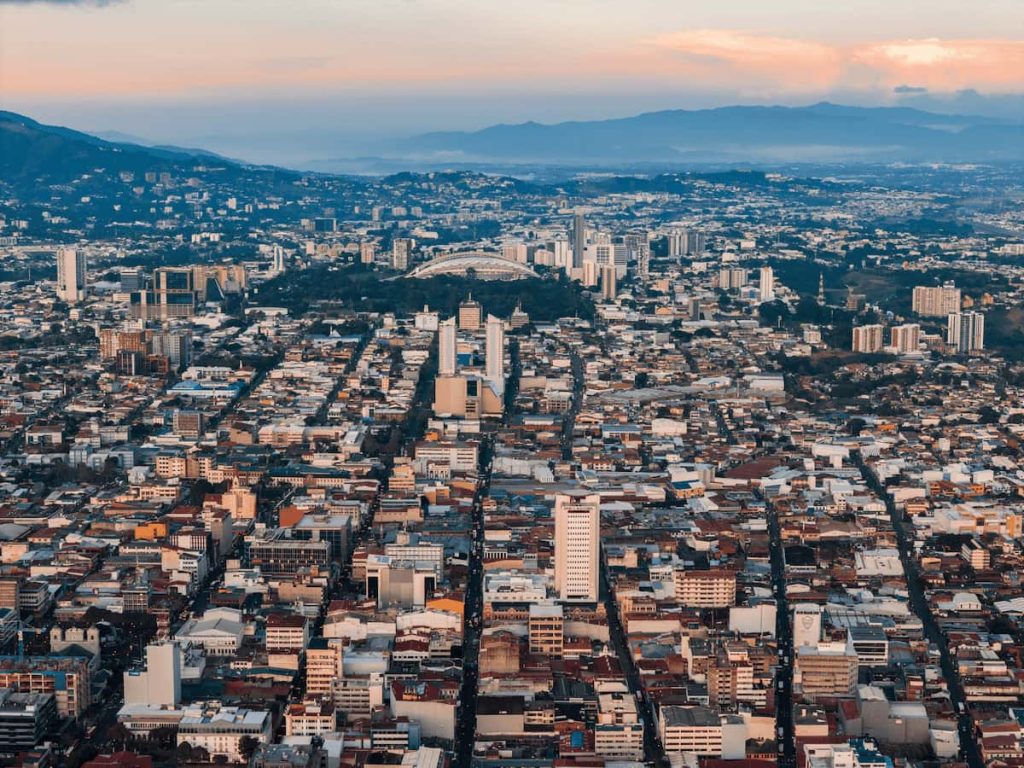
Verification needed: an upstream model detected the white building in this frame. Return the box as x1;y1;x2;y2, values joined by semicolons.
56;247;87;302
758;266;775;302
947;311;985;353
438;317;457;376
485;314;505;395
177;703;272;762
124;641;182;707
554;493;601;603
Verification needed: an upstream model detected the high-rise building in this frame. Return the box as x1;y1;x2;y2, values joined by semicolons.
947;311;985;353
600;264;617;301
458;296;482;330
889;324;920;354
438;317;457;377
852;325;884;353
56;247;87;302
758;266;775;302
553;493;600;603
485;314;505;394
572;211;586;270
912;284;961;317
271;245;287;274
124;641;182;707
391;238;413;271
718;267;748;290
360;242;376;265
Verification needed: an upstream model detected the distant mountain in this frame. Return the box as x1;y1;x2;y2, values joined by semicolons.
397;103;1024;165
0;110;258;185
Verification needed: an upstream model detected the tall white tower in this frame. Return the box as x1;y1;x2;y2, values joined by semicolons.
758;266;775;302
554;493;601;603
271;245;286;274
485;314;505;394
56;247;87;302
438;317;457;377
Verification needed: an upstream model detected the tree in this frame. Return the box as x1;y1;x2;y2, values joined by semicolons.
239;735;261;761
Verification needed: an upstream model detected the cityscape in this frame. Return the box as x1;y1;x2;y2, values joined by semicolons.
1;3;1024;768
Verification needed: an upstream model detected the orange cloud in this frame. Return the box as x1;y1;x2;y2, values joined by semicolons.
644;30;1024;95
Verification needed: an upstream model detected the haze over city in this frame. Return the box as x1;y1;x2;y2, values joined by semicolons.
2;0;1022;165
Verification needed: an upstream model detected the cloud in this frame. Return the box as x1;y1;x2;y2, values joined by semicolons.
893;85;929;94
645;30;1024;96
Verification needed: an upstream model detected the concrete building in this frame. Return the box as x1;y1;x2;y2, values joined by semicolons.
124;642;182;707
947;311;985;353
890;323;920;353
553;493;601;603
56;246;87;302
528;603;564;657
176;703;272;762
852;324;884;353
438;317;457;377
913;283;961;316
758;266;775;302
485;314;505;396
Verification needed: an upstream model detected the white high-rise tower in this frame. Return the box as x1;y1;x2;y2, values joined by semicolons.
758;266;775;302
485;314;505;394
56;247;87;302
554;493;601;603
438;317;457;377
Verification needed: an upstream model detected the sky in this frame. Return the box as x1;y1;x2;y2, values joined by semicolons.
2;0;1022;166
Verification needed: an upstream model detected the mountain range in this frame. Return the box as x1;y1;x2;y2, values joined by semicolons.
1;103;1022;188
394;102;1023;165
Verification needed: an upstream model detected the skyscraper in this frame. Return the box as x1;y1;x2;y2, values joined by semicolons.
438;317;457;377
392;238;413;271
600;264;617;301
485;314;505;394
56;247;87;302
758;266;775;302
554;493;601;603
271;245;287;274
947;311;985;353
572;210;586;270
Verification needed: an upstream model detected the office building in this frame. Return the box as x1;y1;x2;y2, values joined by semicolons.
758;266;775;302
528;603;564;657
572;211;586;270
795;643;859;697
659;706;723;756
392;238;413;271
912;284;961;317
0;689;58;752
600;264;617;300
124;642;181;707
674;570;736;608
177;703;272;763
360;242;376;265
56;247;87;302
852;325;884;353
947;311;985;353
458;296;482;330
553;493;600;603
438;317;457;377
889;323;920;354
485;314;505;395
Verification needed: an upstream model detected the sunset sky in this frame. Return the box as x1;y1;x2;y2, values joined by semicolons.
2;0;1021;165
